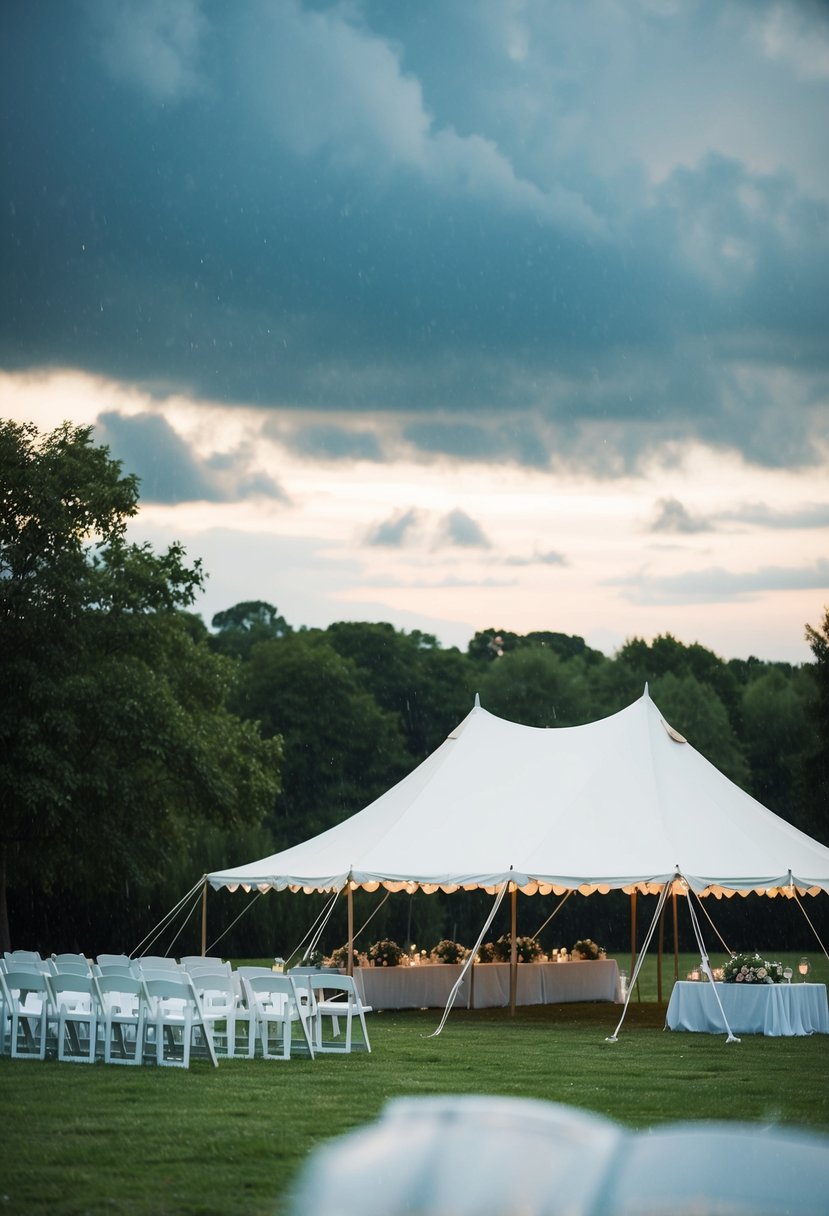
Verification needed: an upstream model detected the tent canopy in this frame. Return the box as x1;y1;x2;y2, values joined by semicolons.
207;689;829;899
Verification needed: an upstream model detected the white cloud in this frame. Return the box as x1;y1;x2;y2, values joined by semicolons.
88;0;208;103
753;2;829;82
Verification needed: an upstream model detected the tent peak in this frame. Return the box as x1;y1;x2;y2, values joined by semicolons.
474;692;481;708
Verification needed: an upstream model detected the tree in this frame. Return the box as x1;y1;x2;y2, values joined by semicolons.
479;645;593;727
741;668;817;833
235;633;411;843
210;600;292;659
649;671;749;787
804;608;829;844
0;421;281;951
323;621;475;758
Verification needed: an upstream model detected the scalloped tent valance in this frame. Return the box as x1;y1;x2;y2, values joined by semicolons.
207;688;829;900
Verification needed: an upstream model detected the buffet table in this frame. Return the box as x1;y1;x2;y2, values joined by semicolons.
666;982;829;1037
352;959;621;1010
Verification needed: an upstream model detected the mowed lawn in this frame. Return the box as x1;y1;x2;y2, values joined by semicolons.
1;952;827;1216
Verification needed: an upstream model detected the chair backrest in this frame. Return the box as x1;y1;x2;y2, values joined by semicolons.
306;974;360;1000
142;972;206;1020
1;958;45;977
180;956;227;969
1;968;53;1007
96;954;133;968
137;956;180;970
4;950;43;964
49;959;92;978
52;952;89;966
95;962;140;980
190;970;237;1012
50;972;96;1006
95;973;143;1002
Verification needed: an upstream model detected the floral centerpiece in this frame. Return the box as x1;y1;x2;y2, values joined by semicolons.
477;941;495;962
368;938;404;967
492;934;543;963
723;952;784;984
326;945;361;970
431;939;468;964
572;938;604;960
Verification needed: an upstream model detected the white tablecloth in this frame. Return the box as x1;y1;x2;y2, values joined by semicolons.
352;960;621;1010
666;981;829;1037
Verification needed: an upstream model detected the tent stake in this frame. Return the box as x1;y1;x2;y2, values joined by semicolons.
510;884;517;1018
200;879;207;957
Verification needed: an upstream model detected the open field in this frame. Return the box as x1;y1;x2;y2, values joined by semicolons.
1;952;827;1215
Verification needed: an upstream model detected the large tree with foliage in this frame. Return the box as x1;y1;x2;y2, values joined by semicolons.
804;608;829;844
234;632;411;844
0;421;281;951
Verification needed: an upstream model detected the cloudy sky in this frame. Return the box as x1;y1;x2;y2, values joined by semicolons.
3;0;828;662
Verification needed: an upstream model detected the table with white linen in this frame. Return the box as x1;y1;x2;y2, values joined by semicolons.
352;960;621;1010
666;981;829;1037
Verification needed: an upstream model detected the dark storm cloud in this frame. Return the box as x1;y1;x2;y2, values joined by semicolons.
2;1;828;476
95;410;287;504
280;423;384;462
611;558;829;606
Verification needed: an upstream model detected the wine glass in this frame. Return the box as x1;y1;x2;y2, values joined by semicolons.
783;966;793;984
798;956;810;982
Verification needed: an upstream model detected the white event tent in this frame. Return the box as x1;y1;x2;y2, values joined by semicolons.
207;688;829;902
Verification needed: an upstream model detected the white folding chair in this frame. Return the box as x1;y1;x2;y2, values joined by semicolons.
190;970;248;1059
304;974;372;1054
240;972;315;1060
50;973;98;1063
142;973;218;1068
0;968;54;1060
94;974;146;1065
137;956;180;970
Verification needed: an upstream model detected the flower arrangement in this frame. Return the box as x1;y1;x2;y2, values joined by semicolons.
326;945;361;970
572;938;604;960
492;934;543;963
431;939;468;964
477;941;495;963
723;952;784;984
300;949;324;968
368;938;404;967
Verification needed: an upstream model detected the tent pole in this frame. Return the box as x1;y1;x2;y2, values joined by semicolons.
630;890;638;991
657;898;664;1003
510;884;517;1018
347;883;354;977
672;888;679;981
200;879;207;957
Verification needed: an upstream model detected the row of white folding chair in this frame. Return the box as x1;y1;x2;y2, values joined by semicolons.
0;967;218;1068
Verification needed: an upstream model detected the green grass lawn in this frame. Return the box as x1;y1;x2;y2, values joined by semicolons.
1;952;827;1215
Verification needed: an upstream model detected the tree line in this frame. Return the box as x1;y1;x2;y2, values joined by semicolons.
2;421;827;957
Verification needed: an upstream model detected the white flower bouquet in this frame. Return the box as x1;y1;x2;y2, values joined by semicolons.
723;951;784;984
